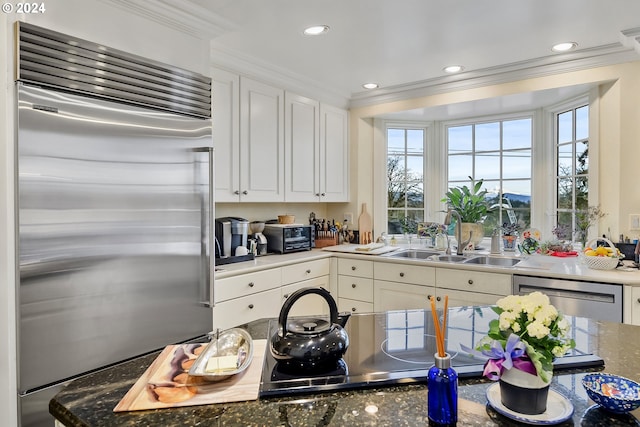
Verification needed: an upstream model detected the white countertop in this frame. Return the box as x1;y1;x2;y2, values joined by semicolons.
214;245;640;285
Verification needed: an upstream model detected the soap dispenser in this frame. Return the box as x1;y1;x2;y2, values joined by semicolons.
490;228;501;254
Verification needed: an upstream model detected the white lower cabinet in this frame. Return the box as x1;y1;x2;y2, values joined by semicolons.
624;285;640;325
435;268;511;307
338;297;374;314
336;258;374;314
213;288;281;330
373;280;436;312
281;276;331;317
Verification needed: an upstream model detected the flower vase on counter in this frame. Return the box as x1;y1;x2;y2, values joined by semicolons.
502;234;518;251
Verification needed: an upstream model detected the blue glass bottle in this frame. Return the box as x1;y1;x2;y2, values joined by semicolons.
428;353;458;426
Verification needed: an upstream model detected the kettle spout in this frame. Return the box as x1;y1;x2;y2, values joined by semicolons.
336;312;351;328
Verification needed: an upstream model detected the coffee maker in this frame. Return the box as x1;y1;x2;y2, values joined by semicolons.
215;217;250;263
250;221;268;256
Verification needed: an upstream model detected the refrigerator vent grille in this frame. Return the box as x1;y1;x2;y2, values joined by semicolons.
16;22;211;118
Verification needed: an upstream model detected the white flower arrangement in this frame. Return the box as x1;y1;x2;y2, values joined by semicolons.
465;292;575;384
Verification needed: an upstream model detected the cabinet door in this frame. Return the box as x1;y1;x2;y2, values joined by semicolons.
374;280;435;312
319;104;349;202
435;268;511;295
211;67;240;202
438;288;502;308
281;276;331;317
213;288;280;330
284;92;320;202
239;77;284;202
338;297;374;314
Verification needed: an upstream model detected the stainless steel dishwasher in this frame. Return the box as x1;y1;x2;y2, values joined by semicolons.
512;275;623;322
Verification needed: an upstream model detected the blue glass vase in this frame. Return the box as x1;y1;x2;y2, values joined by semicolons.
428;353;458;426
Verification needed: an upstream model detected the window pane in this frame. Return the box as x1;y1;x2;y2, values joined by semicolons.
476;122;500;151
557;212;573;236
407;183;424;208
406;209;424;225
503;119;532;149
503;149;531;179
558;111;573;143
388;129;405;155
576;106;589;140
387;182;405;207
448;125;472;153
448;155;473;181
576;141;588;173
406;156;424;180
557;178;573;209
475;152;500;180
576;176;588;210
387;210;404;234
503;180;531;200
388;156;405;180
557;144;572;176
407;130;424;155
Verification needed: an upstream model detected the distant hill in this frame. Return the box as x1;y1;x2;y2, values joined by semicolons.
503;193;531;203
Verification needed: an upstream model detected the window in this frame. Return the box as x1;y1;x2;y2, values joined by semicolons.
446;117;533;233
386;127;425;234
555;104;589;240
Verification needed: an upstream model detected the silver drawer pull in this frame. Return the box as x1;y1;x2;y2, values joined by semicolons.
248;304;254;309
306;269;311;274
468;279;473;285
437;296;441;301
248;282;255;287
351;266;356;271
399;272;405;277
351;307;357;312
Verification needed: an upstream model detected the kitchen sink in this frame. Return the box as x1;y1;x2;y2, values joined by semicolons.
433;255;468;262
463;256;521;267
383;249;441;259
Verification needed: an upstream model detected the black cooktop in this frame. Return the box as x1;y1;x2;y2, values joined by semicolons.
259;306;603;397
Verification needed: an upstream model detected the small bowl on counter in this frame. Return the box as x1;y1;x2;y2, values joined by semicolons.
582;373;640;414
188;328;253;381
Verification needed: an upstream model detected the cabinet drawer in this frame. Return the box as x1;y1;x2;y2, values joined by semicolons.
213;288;280;330
374;262;435;286
281;276;331;317
373;280;435;312
282;259;330;285
436;268;511;295
337;258;373;278
215;268;281;303
338;298;374;314
338;276;374;302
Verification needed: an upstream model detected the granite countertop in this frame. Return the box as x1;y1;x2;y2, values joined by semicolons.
215;246;640;285
51;317;640;426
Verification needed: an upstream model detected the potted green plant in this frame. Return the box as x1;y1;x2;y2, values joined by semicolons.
441;178;492;246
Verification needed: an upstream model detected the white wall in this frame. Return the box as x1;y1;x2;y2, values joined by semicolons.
1;2;211;425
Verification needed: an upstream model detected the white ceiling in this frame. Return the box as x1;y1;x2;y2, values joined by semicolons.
192;0;640;102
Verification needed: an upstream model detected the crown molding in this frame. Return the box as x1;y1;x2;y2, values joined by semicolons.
349;42;640;109
210;45;351;109
98;0;236;39
621;27;640;54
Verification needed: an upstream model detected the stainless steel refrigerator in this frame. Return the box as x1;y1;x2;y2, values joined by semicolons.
15;23;214;427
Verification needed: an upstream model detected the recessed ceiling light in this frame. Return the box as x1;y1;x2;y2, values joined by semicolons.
552;42;577;52
303;25;330;36
443;65;464;73
362;83;379;89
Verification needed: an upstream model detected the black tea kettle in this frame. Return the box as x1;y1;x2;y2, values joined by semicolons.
270;287;349;370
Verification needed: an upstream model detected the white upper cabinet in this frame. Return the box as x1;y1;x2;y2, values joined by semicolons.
284;92;349;202
212;68;346;203
284;92;320;202
240;77;285;202
212;68;240;202
319;103;349;202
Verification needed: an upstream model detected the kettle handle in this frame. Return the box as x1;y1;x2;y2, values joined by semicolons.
278;287;339;336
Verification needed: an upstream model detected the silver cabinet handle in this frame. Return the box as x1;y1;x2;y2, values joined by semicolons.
234;190;240;195
321;193;326;196
351;266;356;271
351;307;357;312
248;304;254;309
242;190;248;195
306;269;311;274
427;294;433;299
468;279;474;285
248;282;254;288
437;296;441;301
399;272;405;277
315;193;320;196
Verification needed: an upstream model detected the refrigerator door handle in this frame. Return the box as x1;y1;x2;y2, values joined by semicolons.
194;146;214;308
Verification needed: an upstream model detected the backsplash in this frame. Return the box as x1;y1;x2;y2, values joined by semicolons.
214;203;329;224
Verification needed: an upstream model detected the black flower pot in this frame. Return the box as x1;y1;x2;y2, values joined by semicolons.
499;379;550;415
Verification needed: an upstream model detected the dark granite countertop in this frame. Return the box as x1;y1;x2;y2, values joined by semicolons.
51;318;640;426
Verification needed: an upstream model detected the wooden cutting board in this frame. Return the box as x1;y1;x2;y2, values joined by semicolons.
114;340;266;412
358;203;372;244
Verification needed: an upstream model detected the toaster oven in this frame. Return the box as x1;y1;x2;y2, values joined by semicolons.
262;224;314;253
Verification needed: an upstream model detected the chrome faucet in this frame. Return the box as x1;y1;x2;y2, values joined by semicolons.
444;209;473;256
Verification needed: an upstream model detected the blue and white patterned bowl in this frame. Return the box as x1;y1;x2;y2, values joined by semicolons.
582;373;640;414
